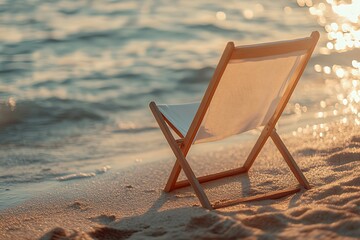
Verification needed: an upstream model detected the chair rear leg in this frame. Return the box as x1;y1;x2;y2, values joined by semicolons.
271;130;311;189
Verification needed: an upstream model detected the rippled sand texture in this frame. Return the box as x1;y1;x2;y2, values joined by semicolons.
0;123;359;239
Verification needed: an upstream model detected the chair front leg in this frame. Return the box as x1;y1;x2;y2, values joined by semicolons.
164;160;182;192
149;102;213;209
243;124;273;170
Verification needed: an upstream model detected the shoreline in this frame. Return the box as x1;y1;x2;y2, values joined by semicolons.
0;100;354;210
0;99;348;212
1;118;359;239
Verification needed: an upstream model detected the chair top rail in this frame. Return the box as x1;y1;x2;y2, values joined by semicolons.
231;34;317;60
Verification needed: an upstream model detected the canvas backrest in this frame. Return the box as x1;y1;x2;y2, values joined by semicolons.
188;33;319;144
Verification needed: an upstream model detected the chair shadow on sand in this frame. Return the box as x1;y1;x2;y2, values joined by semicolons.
88;173;255;239
40;137;360;239
85;173;311;240
88;137;360;239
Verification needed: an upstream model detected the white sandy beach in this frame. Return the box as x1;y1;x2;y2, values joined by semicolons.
0;119;359;239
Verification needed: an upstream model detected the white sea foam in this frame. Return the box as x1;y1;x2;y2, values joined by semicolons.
56;173;96;181
56;166;111;181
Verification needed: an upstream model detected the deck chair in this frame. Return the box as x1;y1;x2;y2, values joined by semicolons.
149;31;319;210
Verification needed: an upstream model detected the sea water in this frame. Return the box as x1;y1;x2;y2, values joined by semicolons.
0;0;359;210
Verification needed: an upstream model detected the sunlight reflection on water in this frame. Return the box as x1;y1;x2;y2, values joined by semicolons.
308;0;360;52
292;0;360;140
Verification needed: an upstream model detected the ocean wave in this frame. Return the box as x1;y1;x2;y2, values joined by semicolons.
112;126;157;134
0;153;51;167
178;66;214;84
0;67;28;74
132;26;195;40
67;30;116;41
0;98;105;129
186;23;242;35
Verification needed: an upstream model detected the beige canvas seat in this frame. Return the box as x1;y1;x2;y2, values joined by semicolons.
150;31;319;209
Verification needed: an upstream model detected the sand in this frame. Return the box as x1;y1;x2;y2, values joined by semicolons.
0;120;359;239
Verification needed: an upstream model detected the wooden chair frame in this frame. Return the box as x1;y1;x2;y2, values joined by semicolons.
149;31;319;210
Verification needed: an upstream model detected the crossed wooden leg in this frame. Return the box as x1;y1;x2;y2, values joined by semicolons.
243;126;310;189
149;102;212;209
151;102;310;209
